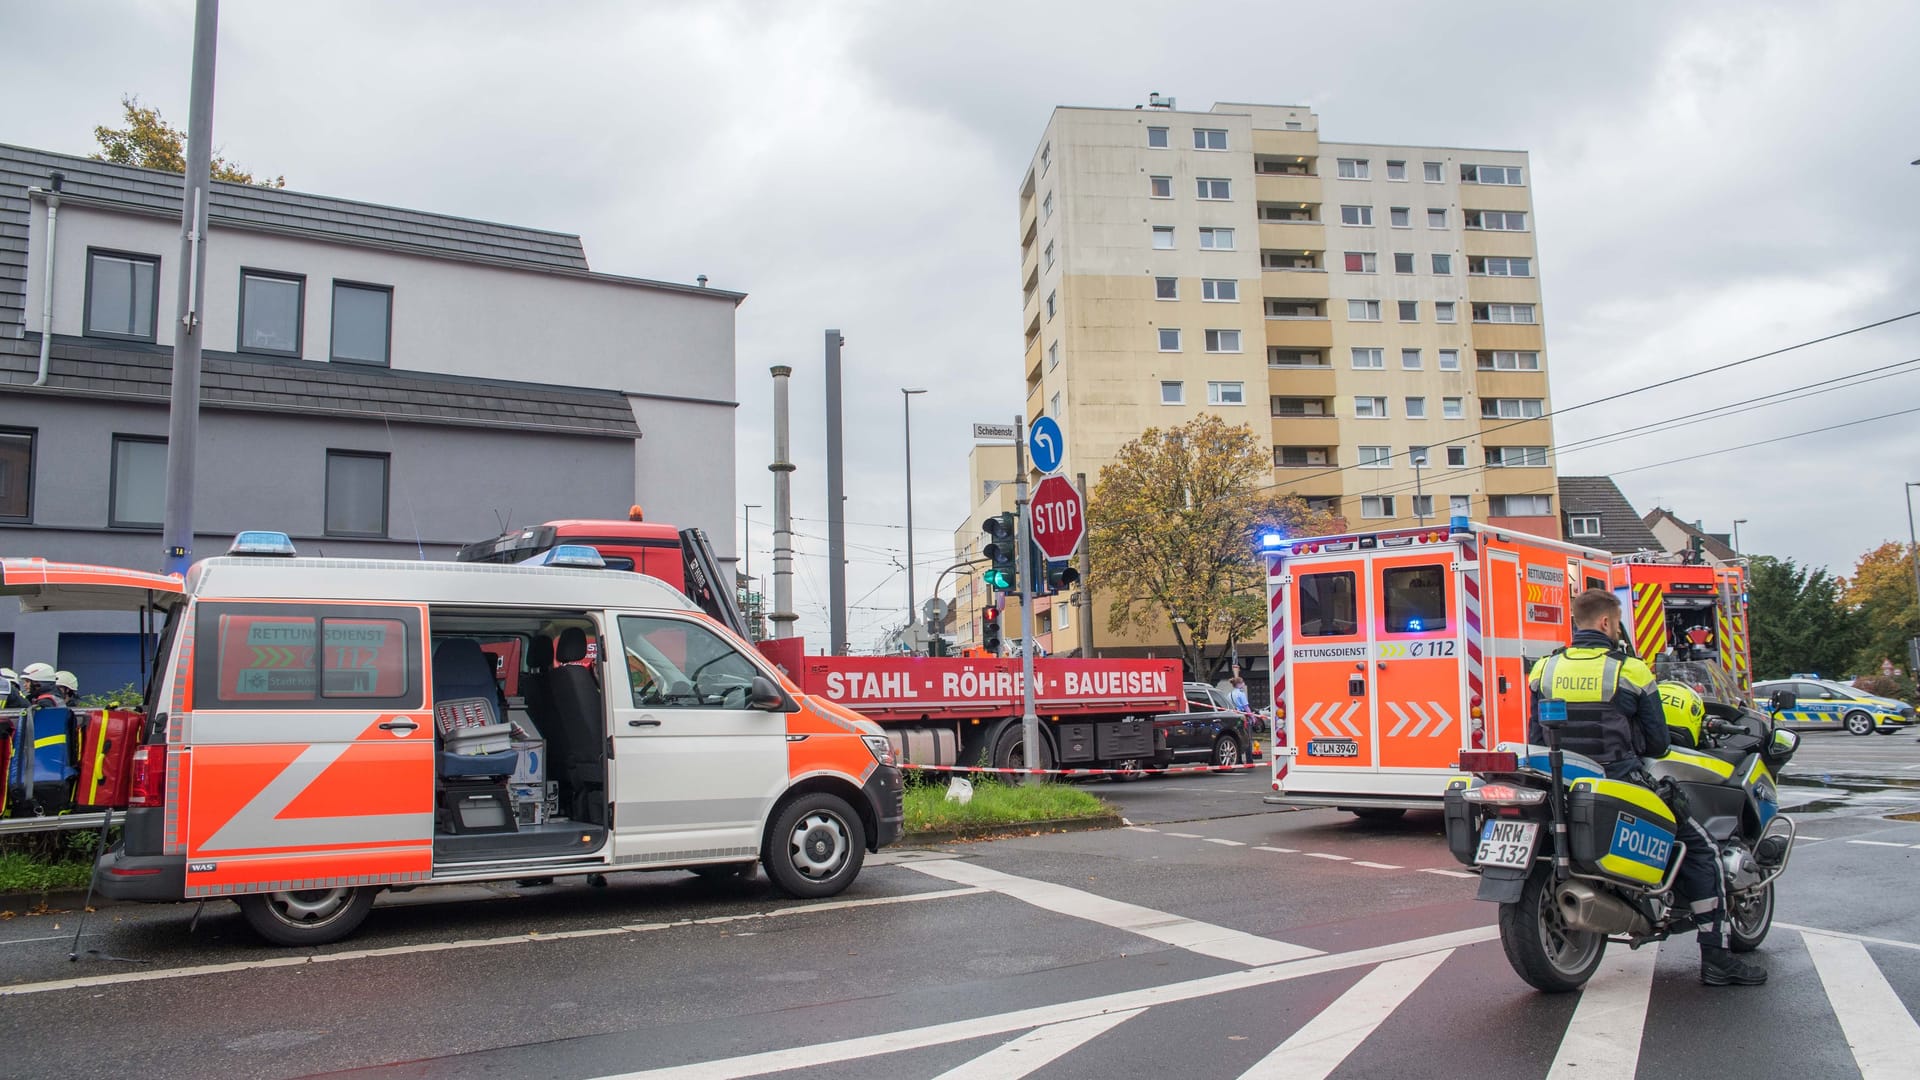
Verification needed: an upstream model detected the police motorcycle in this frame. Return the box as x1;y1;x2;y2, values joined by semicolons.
1442;687;1800;992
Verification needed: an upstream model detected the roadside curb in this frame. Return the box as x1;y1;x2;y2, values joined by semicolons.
903;812;1124;845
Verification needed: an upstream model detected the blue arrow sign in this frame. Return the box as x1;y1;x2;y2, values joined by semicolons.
1029;415;1064;474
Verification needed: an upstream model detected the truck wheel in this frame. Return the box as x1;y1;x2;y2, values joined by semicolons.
992;724;1055;776
1211;736;1243;769
235;886;375;947
763;793;866;899
1845;711;1875;736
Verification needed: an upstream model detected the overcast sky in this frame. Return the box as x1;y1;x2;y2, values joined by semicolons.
10;0;1920;647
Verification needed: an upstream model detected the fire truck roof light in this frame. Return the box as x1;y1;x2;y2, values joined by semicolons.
229;530;298;557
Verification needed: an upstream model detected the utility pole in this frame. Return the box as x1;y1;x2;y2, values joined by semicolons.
1905;483;1920;658
160;0;219;576
901;387;927;652
1015;415;1041;780
825;331;847;654
1076;470;1094;658
768;365;797;639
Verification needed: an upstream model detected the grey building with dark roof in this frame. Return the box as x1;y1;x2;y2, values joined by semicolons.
1555;476;1661;554
0;143;743;688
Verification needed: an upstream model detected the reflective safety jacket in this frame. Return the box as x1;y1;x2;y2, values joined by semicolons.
1528;630;1669;778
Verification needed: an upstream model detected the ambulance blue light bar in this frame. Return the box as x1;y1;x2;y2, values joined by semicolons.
519;545;607;570
1259;532;1286;550
229;531;298;557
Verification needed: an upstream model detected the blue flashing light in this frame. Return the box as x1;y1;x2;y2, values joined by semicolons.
1259;532;1286;550
1537;699;1568;727
229;530;298;557
1448;515;1470;533
521;544;607;570
1407;618;1424;632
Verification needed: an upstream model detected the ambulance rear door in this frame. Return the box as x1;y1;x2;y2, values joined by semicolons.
1371;549;1465;770
1285;554;1376;770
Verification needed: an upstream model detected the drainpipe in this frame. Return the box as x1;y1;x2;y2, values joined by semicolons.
30;172;64;386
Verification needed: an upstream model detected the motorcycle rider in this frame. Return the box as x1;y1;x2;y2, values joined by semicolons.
1528;589;1767;987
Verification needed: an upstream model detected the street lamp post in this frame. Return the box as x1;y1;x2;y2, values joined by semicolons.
1412;454;1429;525
1732;518;1748;556
902;388;928;652
1905;483;1920;631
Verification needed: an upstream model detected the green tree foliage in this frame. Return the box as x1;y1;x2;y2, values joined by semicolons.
1745;554;1861;679
1843;541;1919;674
93;95;285;188
1088;415;1343;679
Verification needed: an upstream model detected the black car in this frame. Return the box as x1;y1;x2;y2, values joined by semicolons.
1157;682;1253;768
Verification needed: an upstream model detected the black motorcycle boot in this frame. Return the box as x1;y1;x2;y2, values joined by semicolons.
1700;946;1768;986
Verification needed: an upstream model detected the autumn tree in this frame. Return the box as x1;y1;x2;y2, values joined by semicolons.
1088;415;1343;679
93;95;285;188
1843;541;1918;673
1745;555;1861;679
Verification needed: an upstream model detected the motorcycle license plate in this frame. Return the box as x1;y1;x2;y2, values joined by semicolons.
1475;820;1539;869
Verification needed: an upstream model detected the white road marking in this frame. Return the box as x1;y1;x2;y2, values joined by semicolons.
1305;852;1350;861
1546;940;1659;1080
1164;832;1203;839
1779;923;1920;953
1420;868;1477;879
596;925;1500;1080
1352;861;1403;870
1206;838;1247;847
0;934;74;947
1254;846;1299;854
1122;826;1158;833
929;1009;1145;1080
1846;840;1910;848
906;860;1320;966
0;887;986;998
1801;931;1920;1079
1237;949;1453;1080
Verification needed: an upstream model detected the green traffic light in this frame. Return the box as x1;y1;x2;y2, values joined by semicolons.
984;568;1012;590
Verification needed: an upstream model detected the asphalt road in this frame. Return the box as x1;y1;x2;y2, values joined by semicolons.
2;729;1916;1079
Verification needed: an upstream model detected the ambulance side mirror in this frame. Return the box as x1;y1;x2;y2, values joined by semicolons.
748;676;786;712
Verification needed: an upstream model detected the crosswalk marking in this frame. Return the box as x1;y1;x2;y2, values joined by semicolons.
1238;950;1452;1080
1546;941;1659;1079
1253;846;1298;854
930;1009;1144;1080
1206;838;1248;847
1352;861;1403;870
906;860;1322;966
1802;932;1920;1079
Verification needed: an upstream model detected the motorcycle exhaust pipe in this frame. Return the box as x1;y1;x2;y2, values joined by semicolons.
1555;881;1650;936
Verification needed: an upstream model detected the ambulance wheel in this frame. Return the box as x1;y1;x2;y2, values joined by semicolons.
1351;808;1407;823
236;886;375;946
1212;736;1243;769
992;725;1055;776
1500;865;1605;993
1844;711;1875;736
1728;882;1774;953
764;793;866;899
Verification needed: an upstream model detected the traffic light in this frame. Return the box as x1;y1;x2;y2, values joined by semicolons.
1046;560;1082;595
981;605;1003;653
1026;538;1083;597
982;512;1019;592
1688;534;1706;564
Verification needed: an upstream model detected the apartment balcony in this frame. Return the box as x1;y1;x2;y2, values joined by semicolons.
1260;219;1327;252
1025;338;1044;383
1463;230;1536;259
1026;380;1044;422
1264;317;1335;350
1020;199;1038;244
1465;275;1540;305
1262;248;1325;273
1468;322;1546;352
1266;361;1337;396
1459;184;1532;212
1273;445;1338;470
1256;173;1321;206
1252;129;1321;160
1262;273;1329;301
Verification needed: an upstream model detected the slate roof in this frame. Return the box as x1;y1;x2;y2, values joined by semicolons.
1556;476;1662;554
0;335;639;438
1643;508;1739;562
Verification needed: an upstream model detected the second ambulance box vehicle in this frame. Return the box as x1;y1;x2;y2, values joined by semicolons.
1263;519;1612;816
2;535;902;946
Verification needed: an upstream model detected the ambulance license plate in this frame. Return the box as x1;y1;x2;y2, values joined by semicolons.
1475;820;1538;869
1307;738;1359;758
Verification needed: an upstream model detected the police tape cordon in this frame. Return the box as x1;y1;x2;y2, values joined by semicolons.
898;760;1267;778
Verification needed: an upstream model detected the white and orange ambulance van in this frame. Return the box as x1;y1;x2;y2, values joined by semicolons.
0;534;902;945
1261;519;1613;817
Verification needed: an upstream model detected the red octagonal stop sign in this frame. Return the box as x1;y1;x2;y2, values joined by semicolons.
1030;475;1085;560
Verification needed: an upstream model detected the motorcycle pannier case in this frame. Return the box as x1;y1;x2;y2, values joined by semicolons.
1566;777;1678;886
1442;780;1478;863
74;709;144;809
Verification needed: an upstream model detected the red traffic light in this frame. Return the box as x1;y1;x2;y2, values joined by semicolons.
983;605;1000;620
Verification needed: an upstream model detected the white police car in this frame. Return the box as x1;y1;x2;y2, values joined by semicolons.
1755;677;1918;736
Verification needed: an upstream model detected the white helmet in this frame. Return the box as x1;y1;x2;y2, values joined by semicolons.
0;667;16;681
54;671;79;694
19;662;56;683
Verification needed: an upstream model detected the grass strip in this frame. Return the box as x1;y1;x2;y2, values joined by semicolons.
905;778;1111;835
0;853;93;894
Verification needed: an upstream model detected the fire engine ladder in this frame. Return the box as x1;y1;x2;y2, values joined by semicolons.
679;527;752;640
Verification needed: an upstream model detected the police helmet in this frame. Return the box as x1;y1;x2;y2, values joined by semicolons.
1658;680;1706;748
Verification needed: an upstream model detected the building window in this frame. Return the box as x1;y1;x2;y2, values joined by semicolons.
1463;164;1523;185
1358;445;1391;469
1151;175;1173;198
1423;161;1444;182
1159;328;1182;352
1401;348;1422;370
1351;346;1384;369
1042;191;1054;220
1431;253;1453;274
1398;300;1419;322
1148;126;1170;148
1386;160;1407;181
1055;600;1070;629
331;281;392;366
1354;396;1387;418
1485;446;1550;468
1348;299;1381;322
1362;495;1396;518
1160;380;1184;405
1479;350;1543;371
1469;255;1531;277
84;249;160;342
1208;381;1245;406
1465;210;1528;231
0;429;33;522
1482;397;1545;419
235;269;306;357
1427;209;1447;228
1155;277;1179;300
1446;446;1467;467
1050;391;1062;416
1492;494;1553;516
1473;302;1536;324
1046;290;1057;319
1411;495;1434;518
1272;396;1329;417
1193;128;1228;151
1438;349;1460;370
1197;177;1231;200
1204;329;1242;353
1152;226;1176;249
1393;252;1415;274
108;435;167;528
1340;205;1373;226
1406;396;1427;418
1336;158;1370;179
1443;397;1464;419
1344;251;1378;273
1198;227;1234;250
1568;515;1602;538
1201;278;1237;301
1451;495;1471;515
1276;446;1333;468
1040;143;1051;174
1047;341;1060;369
1390;207;1411;228
1044;240;1055;269
324;450;390;537
1434;301;1457;323
1270;348;1326;368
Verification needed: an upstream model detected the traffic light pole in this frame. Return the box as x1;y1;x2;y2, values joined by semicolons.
1014;415;1041;782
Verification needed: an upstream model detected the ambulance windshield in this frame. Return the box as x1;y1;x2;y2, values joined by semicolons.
1383;564;1448;633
